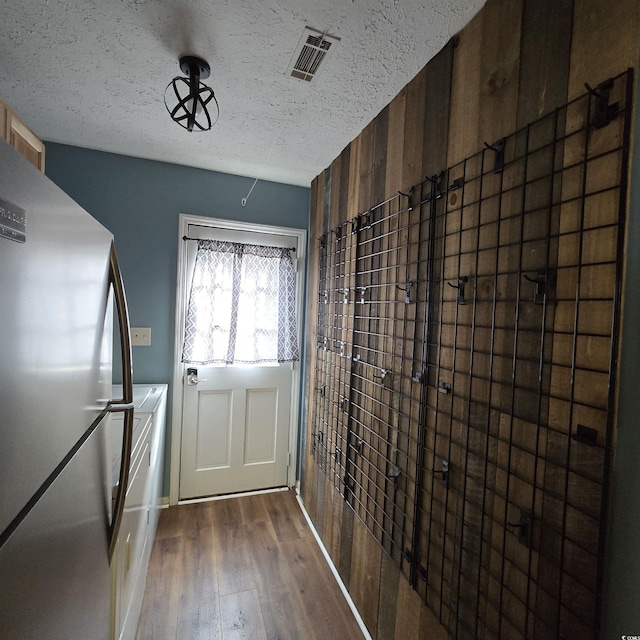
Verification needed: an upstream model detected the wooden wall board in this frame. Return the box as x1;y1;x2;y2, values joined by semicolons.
393;577;421;638
479;0;524;145
349;516;383;636
348;137;362;220
402;67;428;190
340;145;352;221
372;106;389;207
447;10;484;167
339;503;355;589
329;154;342;231
423;41;454;178
376;553;401;640
358;121;376;214
321;473;335;549
516;0;573;127
384;88;407;199
568;0;639;99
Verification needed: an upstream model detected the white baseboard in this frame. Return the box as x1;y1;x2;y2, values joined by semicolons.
295;490;373;640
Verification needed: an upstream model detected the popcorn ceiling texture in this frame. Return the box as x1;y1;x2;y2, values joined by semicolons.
0;0;484;186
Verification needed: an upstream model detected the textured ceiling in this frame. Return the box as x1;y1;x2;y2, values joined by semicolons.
0;0;484;187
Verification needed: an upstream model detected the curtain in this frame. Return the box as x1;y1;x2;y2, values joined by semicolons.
182;239;299;365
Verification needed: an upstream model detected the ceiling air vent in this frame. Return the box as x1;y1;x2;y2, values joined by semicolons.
286;27;340;83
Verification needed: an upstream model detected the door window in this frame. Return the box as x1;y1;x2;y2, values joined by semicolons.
181;239;299;365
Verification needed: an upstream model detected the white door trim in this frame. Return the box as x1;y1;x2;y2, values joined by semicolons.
169;213;306;505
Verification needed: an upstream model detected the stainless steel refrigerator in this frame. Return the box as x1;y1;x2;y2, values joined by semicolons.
0;139;134;639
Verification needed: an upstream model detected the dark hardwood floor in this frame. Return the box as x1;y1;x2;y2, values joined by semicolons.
135;490;365;640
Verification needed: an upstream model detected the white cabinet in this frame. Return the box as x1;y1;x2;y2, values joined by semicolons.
111;384;167;640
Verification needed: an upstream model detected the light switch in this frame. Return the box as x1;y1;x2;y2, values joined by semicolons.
131;327;151;346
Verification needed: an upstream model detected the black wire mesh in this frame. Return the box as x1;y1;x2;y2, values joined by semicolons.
310;69;633;639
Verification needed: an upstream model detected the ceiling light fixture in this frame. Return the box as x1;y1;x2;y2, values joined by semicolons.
164;55;219;132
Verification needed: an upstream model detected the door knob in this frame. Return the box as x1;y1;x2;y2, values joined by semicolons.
186;367;207;385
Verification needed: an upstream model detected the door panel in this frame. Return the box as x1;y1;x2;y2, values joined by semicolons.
244;388;278;463
180;365;291;499
196;390;233;469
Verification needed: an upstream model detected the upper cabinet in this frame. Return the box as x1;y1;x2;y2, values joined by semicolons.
0;98;45;172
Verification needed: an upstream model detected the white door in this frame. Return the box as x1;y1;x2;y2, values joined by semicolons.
176;219;303;501
179;364;292;498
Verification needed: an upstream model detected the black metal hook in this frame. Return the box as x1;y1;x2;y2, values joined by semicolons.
397;281;414;304
423;172;445;201
448;276;468;304
398;186;415;211
433;459;449;484
484;137;506;173
572;424;598;446
585;78;619;129
374;369;390;388
352;211;372;234
449;176;464;190
386;465;401;481
507;508;532;547
523;270;547;304
584;82;603;99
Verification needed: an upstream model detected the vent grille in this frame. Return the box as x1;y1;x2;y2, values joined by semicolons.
287;27;339;82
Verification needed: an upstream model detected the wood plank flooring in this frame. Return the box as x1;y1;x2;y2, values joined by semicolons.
135;490;365;640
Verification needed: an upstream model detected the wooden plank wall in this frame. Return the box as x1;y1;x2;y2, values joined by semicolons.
301;0;639;638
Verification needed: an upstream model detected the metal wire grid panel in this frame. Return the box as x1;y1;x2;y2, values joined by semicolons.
309;70;633;639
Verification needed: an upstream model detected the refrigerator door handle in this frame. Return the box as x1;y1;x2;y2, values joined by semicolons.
108;242;133;406
107;405;133;562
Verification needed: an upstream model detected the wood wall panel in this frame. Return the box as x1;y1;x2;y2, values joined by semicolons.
402;68;428;189
447;11;483;167
350;517;383;636
478;0;523;144
376;554;400;640
301;0;638;637
423;42;454;178
568;0;639;98
385;89;407;199
516;0;573;127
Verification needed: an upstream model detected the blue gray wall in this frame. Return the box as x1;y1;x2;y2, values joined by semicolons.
45;143;310;495
603;67;640;636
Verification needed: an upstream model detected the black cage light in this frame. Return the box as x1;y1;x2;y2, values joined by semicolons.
164;55;219;132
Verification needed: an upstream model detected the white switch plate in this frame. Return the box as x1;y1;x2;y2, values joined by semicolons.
131;327;151;346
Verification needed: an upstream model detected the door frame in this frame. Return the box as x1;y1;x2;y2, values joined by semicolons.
169;213;307;505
